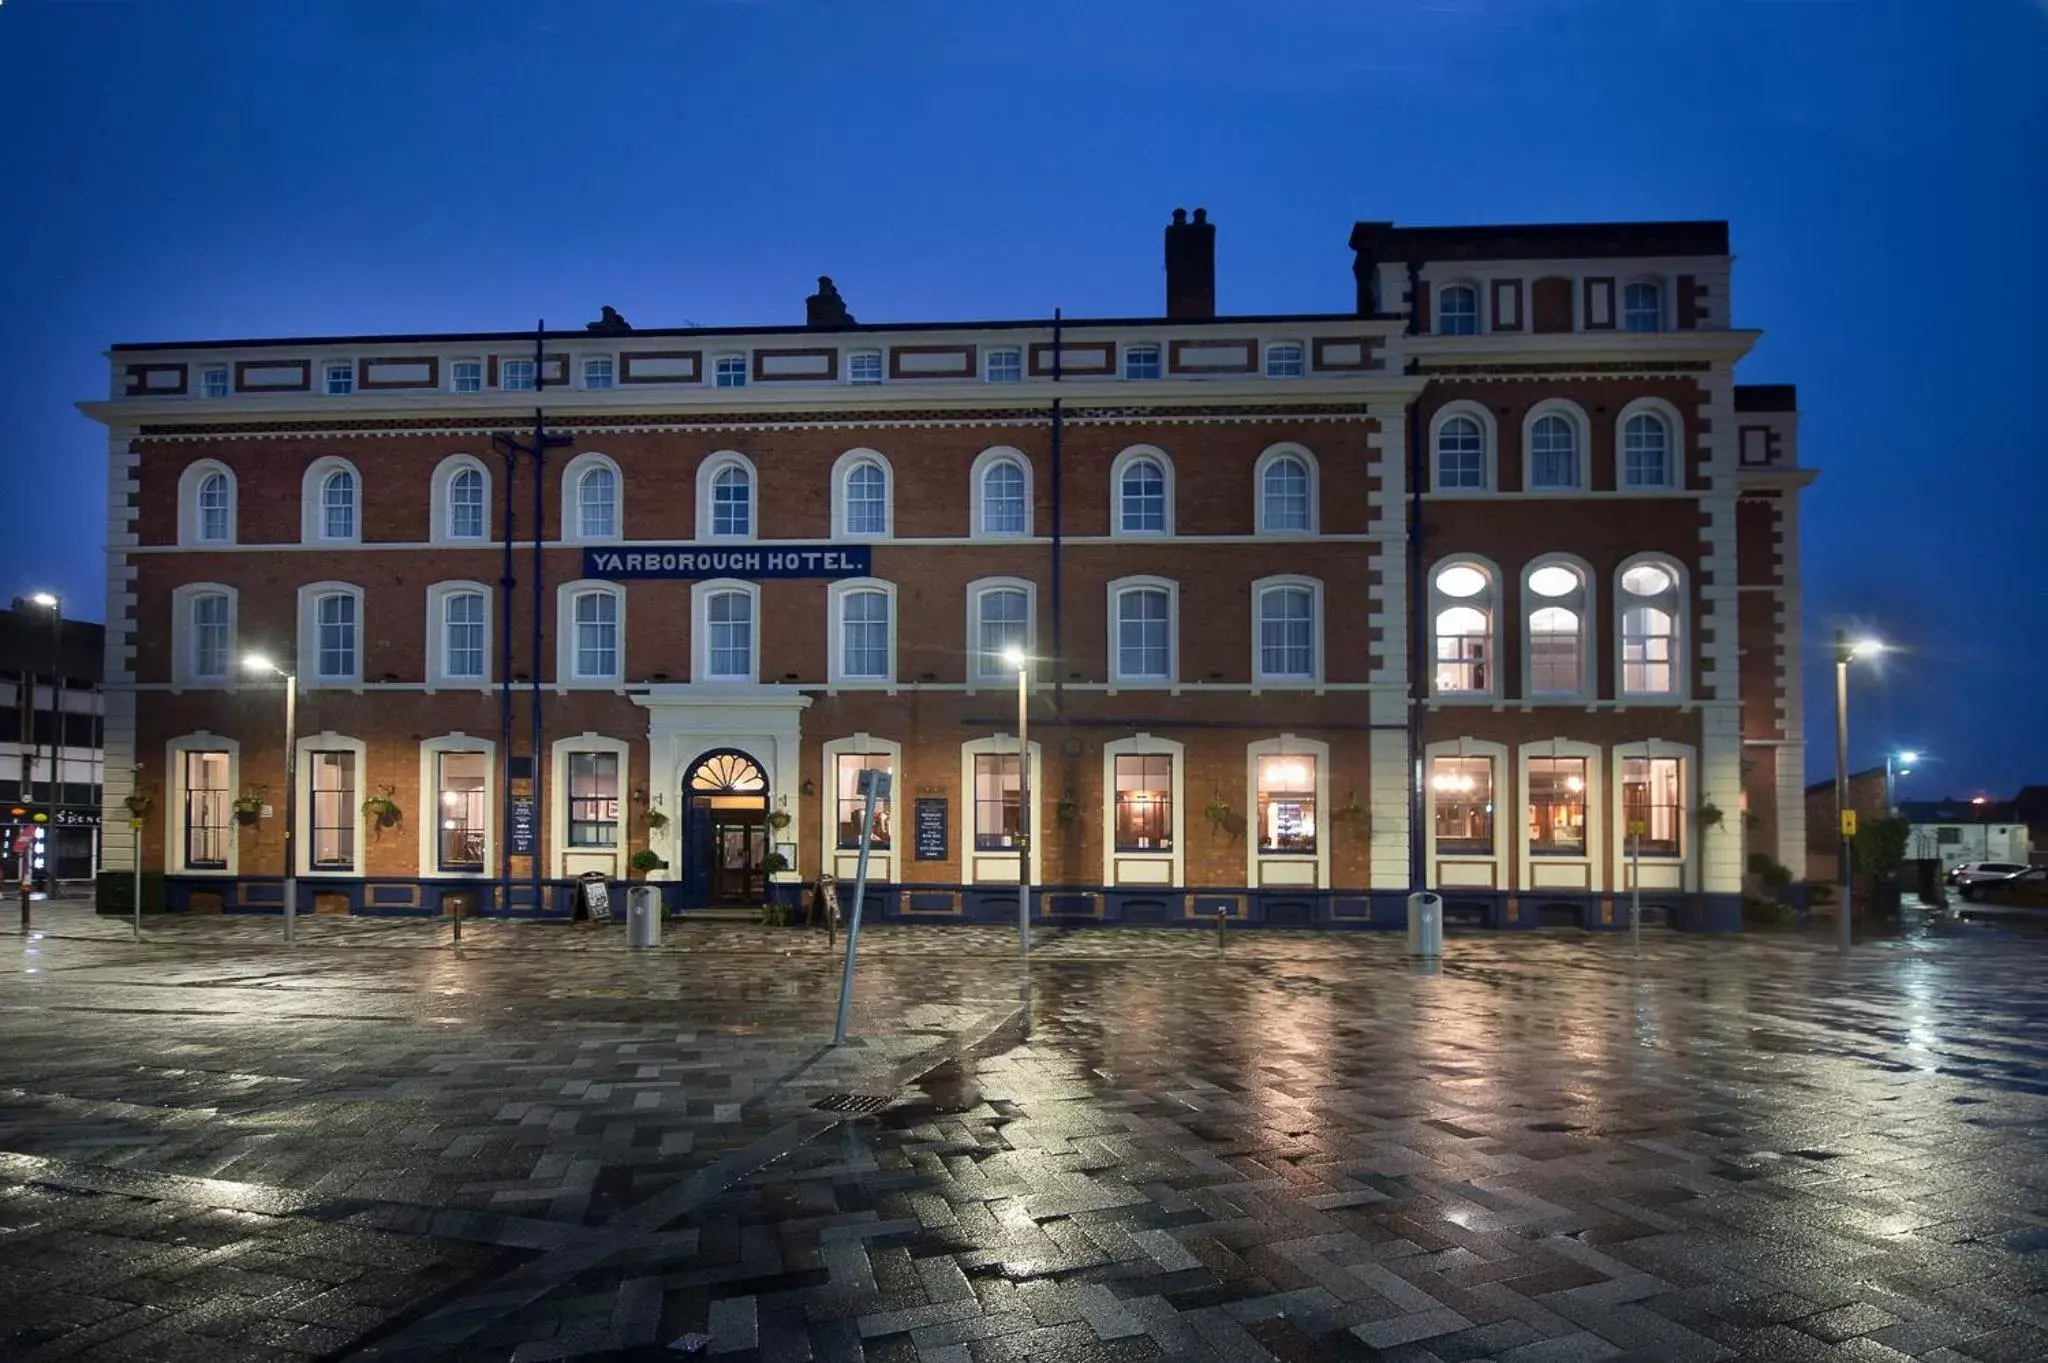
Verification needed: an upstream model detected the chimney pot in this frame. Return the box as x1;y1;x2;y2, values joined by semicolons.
1164;207;1216;320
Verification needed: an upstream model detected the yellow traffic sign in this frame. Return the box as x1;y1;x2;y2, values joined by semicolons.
1841;810;1858;837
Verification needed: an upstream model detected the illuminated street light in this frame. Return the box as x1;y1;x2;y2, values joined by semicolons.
243;653;300;944
1833;631;1887;953
1001;644;1030;958
1847;638;1885;660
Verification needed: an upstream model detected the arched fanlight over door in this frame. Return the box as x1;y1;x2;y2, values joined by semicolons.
689;751;768;793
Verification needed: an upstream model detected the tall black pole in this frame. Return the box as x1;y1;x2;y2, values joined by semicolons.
45;606;59;892
529;321;546;917
498;433;517;906
1405;259;1428;896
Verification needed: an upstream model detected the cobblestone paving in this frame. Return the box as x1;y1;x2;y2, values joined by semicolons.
1;908;2045;1361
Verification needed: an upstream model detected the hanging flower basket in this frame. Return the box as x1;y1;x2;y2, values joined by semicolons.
644;808;669;831
231;794;263;826
124;792;154;819
361;787;402;828
767;809;792;831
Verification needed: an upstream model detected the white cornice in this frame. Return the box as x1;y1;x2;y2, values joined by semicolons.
1408;329;1760;366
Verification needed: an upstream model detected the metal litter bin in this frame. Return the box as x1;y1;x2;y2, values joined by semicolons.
1406;891;1444;957
626;885;662;948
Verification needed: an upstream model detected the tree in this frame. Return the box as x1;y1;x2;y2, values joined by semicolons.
1852;816;1910;878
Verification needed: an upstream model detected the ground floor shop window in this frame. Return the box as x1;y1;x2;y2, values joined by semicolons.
437;751;487;871
1527;757;1586;856
308;750;356;870
835;753;892;848
1621;756;1682;856
1430;756;1493;854
183;750;230;869
1114;754;1173;851
974;752;1021;850
1256;753;1316;855
568;752;619;846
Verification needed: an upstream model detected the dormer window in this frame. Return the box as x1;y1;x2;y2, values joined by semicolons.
501;359;535;391
200;365;229;398
714;354;747;388
985;348;1022;383
1265;342;1305;378
324;362;354;396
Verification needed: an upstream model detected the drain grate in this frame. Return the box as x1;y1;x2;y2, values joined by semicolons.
813;1092;894;1115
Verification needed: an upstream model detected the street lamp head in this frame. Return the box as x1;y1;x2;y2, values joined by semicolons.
29;592;57;609
1001;644;1027;670
1847;638;1885;660
1898;750;1921;765
241;653;278;675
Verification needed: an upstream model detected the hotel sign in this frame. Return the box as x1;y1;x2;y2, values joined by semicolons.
583;545;873;581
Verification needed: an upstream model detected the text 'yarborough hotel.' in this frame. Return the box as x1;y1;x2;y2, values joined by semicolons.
88;211;1813;931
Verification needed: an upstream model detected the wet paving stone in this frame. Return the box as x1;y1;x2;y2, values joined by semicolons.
1;906;2046;1357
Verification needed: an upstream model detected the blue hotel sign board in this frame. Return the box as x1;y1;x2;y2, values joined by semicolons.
584;545;873;581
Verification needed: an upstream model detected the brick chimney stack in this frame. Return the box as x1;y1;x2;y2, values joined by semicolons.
1164;207;1216;319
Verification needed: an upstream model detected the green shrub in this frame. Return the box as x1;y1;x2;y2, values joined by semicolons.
1743;894;1797;929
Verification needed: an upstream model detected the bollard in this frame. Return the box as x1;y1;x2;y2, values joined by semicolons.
1215;905;1228;953
451;899;462;948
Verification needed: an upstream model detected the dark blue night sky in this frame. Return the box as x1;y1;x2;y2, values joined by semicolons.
1;0;2041;796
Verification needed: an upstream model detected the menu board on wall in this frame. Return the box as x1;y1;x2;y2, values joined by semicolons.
913;798;947;862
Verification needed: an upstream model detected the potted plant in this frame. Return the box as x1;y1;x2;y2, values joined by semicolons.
644;807;669;831
629;849;667;875
1694;801;1726;832
768;805;792;832
232;791;264;826
361;785;401;828
123;791;153;819
1204;796;1233;828
762;851;791;875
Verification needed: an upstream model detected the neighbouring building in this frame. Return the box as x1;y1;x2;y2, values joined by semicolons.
85;210;1812;930
1;599;106;886
1898;799;2032;871
1804;767;1889;883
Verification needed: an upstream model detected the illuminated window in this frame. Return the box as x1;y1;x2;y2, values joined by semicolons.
1430;561;1494;695
1525;561;1586;697
1114;754;1173;852
1430;756;1494;854
835;753;893;849
1439;284;1479;335
1256;754;1317;855
183;750;230;870
973;753;1021;850
974;586;1029;679
1618;560;1682;696
308;750;356;870
1527;757;1587;856
567;752;619;846
436;751;487;871
1622;756;1682;857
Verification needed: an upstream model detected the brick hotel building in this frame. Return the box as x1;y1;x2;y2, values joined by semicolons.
87;210;1813;930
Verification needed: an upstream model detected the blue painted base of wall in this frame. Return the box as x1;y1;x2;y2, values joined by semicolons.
161;877;1745;933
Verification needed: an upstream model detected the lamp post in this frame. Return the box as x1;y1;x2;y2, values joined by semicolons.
243;654;298;944
1833;632;1883;953
29;592;60;901
1002;644;1031;959
1885;750;1919;815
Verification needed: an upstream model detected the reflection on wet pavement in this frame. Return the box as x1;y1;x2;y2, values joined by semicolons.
0;912;2044;1360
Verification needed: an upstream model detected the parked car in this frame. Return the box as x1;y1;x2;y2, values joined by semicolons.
1968;867;2048;908
1946;861;2031;890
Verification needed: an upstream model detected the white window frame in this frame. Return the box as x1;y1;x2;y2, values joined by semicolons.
1438;282;1482;336
165;732;239;876
1522;554;1593;702
1246;736;1330;889
1250;574;1323;687
500;357;536;392
1264;341;1306;378
1429;401;1496;494
1615;397;1684;491
449;357;483;394
1122;343;1163;380
199;364;230;398
425;580;493;690
713;353;747;388
323;360;355;396
960;735;1042;885
555;580;625;687
696;451;758;542
821;733;902;882
1105;575;1177;689
560;452;623;545
1615;554;1688;702
1622;278;1665;333
827;578;897;688
1428;556;1499;701
831;448;894;540
1521;400;1590;494
178;459;238;546
171;583;238;691
430;454;492;544
970;446;1034;539
296;580;365;689
846;349;884;385
582;355;615;390
966;576;1037;689
1611;740;1697;893
419;732;497;879
1253;443;1320;535
1109;444;1175;537
295;730;367;877
691;578;760;684
1518;739;1603;890
984;347;1023;383
1424;738;1509;888
552;731;632;881
300;456;362;544
1101;733;1184;888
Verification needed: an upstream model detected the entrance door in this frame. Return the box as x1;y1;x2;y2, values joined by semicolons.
680;749;771;910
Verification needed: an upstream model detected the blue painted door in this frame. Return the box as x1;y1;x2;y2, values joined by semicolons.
683;799;713;908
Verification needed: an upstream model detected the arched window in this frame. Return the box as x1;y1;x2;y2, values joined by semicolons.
1252;577;1321;683
301;458;362;543
432;456;490;543
1524;404;1586;491
967;577;1035;681
1439;283;1480;335
179;461;237;545
704;588;752;678
173;583;237;687
427;581;491;687
1524;559;1589;698
1617;559;1683;696
1111;446;1173;535
1430;560;1496;696
1623;281;1663;332
296;581;365;686
1255;446;1317;533
197;472;231;541
831;581;894;682
1433;406;1492;491
842;459;888;536
572;589;619;680
561;453;623;544
711;465;751;537
1621;409;1674;489
322;469;356;539
1109;578;1176;684
972;449;1032;537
